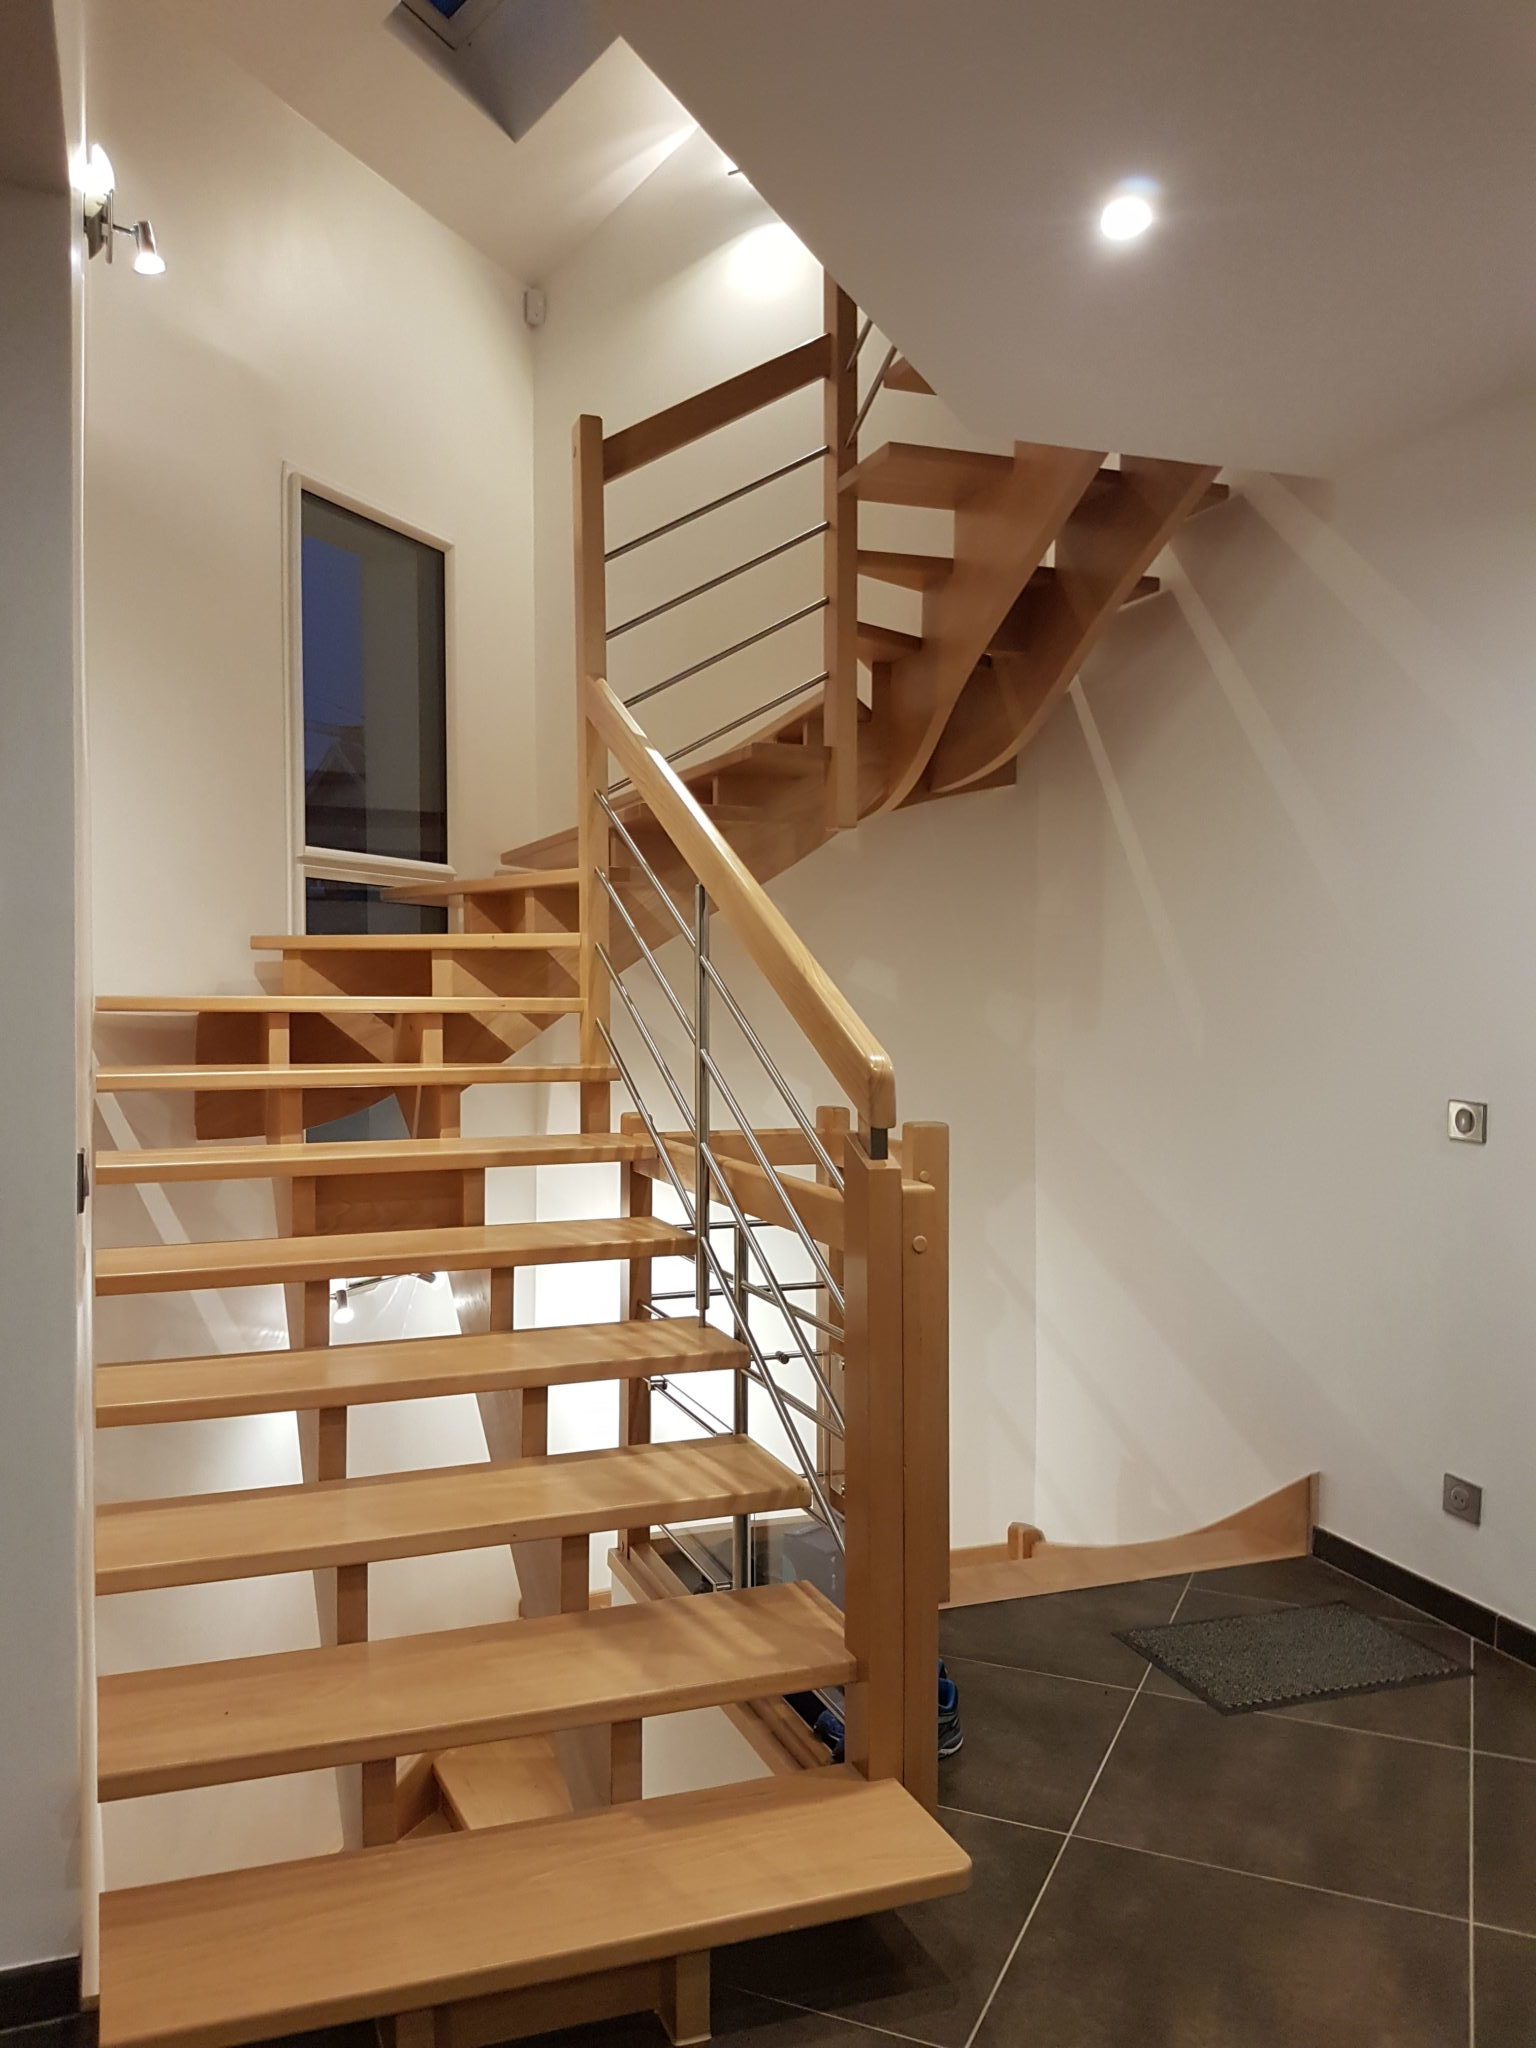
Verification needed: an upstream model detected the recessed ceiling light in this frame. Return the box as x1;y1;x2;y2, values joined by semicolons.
1099;190;1156;243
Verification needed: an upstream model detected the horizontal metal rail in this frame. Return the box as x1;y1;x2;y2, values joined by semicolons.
593;787;845;1192
593;926;846;1431
597;858;842;1308
845;314;872;375
593;980;845;1527
608;524;828;641
745;1281;843;1343
848;343;898;448
604;448;828;564
624;600;828;712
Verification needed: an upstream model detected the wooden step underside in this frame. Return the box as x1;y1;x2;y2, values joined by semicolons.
840;441;1013;508
98;1769;970;2048
96;1435;807;1592
98;995;578;1015
95;1062;618;1094
94;1132;652;1186
95;1215;691;1296
98;1580;851;1799
384;868;581;905
884;354;934;395
249;934;581;954
96;1320;745;1426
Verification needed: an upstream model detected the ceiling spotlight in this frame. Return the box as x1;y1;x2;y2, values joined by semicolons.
131;221;165;276
1099;188;1156;243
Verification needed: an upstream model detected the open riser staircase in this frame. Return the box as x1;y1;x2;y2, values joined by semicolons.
91;271;1235;2048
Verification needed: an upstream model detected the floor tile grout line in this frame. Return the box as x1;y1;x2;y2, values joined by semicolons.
1142;1680;1471;1753
958;1572;1195;2048
726;1984;938;2047
1475;1919;1536;1942
1068;1829;1472;1926
1469;1642;1477;2047
941;1650;1139;1694
937;1803;1067;1838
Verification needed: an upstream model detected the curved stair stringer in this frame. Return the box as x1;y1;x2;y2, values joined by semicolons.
864;442;1108;814
923;455;1222;795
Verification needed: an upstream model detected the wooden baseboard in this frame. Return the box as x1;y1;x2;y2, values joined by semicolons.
946;1476;1317;1608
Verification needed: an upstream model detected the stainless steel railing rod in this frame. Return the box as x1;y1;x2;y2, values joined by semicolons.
607;524;829;640
604;447;828;563
624;601;828;711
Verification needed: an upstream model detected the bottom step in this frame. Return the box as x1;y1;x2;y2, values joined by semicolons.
100;1769;969;2048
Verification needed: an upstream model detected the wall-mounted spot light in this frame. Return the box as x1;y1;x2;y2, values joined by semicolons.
331;1283;354;1326
80;143;166;276
1098;179;1158;244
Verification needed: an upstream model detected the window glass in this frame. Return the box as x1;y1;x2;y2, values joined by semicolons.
300;493;447;865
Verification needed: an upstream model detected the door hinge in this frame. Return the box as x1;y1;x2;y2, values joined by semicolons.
77;1148;89;1214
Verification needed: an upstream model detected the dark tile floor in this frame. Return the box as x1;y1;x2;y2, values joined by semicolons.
25;1556;1533;2048
507;1553;1536;2048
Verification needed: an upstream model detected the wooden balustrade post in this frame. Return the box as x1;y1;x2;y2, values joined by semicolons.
899;1122;949;1811
573;412;612;1136
822;278;860;832
839;1129;906;1782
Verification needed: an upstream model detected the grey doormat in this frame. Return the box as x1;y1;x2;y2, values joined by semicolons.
1116;1600;1471;1715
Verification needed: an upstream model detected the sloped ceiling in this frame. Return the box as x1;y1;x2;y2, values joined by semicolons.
154;0;693;282
606;0;1536;473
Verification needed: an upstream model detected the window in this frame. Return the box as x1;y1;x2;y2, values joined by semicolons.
299;491;447;868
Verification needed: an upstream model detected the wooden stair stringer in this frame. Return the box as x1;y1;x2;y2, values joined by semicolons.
925;456;1220;793
866;441;1108;815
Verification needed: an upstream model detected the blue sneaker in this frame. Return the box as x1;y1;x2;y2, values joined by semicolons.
813;1704;845;1762
938;1659;963;1758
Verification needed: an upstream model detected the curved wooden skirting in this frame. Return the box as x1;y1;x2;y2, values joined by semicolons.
945;1475;1316;1608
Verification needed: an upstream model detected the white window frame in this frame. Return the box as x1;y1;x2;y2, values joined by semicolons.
397;0;503;51
282;468;457;931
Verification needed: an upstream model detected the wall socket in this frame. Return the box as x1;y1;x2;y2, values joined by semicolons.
1442;1473;1483;1526
1448;1100;1487;1143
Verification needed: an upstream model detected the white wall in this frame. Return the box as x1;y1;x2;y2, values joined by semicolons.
533;133;1536;1625
84;0;539;1887
0;0;91;1975
1030;390;1536;1623
85;0;536;996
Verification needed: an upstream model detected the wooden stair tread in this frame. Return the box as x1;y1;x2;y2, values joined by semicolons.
384;868;582;903
839;441;1011;509
434;1737;571;1830
858;549;952;591
94;1132;652;1186
248;933;580;953
857;620;923;663
97;995;578;1016
96;1215;691;1297
98;1582;850;1799
98;1768;968;2048
95;1435;807;1593
884;354;935;396
96;1320;745;1426
95;1062;618;1094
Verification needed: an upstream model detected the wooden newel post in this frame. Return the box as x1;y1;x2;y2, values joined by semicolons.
822;276;859;832
840;1128;906;1782
573;413;612;1136
899;1122;949;1811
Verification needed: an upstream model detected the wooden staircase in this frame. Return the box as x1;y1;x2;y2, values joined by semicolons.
89;277;1238;2046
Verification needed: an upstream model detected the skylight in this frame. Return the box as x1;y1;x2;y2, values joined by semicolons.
398;0;504;50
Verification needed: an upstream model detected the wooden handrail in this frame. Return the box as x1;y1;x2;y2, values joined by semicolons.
584;674;897;1130
601;335;833;483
